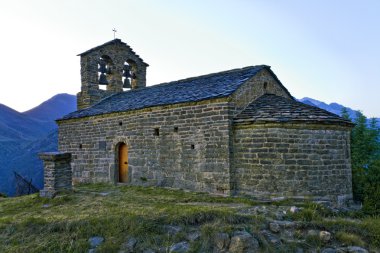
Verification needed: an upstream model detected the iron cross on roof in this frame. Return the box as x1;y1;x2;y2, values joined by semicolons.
112;28;117;39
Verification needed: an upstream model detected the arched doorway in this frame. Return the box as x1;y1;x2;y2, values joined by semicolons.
118;143;128;183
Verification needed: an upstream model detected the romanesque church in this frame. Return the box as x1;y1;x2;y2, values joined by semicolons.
56;39;353;204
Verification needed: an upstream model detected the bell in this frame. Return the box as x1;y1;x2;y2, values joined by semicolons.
98;61;107;73
98;73;108;85
123;65;131;78
123;64;130;72
123;78;131;88
123;70;131;78
106;66;112;75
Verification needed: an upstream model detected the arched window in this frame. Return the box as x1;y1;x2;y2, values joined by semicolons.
98;55;113;90
122;59;138;90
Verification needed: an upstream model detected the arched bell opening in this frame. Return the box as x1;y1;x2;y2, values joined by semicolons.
115;142;129;183
122;59;138;91
98;55;114;90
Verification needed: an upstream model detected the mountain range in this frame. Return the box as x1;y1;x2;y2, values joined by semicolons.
0;94;76;196
0;94;378;196
298;97;380;127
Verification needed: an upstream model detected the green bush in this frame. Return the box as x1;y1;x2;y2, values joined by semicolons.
342;109;380;215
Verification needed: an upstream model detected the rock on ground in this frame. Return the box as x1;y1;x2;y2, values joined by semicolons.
119;237;137;253
164;225;183;236
228;231;259;253
186;231;201;242
319;231;331;243
338;246;369;253
88;236;104;248
322;248;337;253
169;241;190;253
214;232;230;251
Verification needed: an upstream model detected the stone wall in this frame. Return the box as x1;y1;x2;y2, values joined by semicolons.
229;68;292;116
58;98;232;195
39;152;72;198
232;123;353;204
78;39;148;110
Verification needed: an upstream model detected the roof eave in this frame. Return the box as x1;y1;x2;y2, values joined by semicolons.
233;119;355;128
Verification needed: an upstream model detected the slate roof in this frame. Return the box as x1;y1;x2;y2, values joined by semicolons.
61;65;288;120
234;94;353;126
77;39;149;66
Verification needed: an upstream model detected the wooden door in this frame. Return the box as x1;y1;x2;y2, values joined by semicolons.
118;143;128;183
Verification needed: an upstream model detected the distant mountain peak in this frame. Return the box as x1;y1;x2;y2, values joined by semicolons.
0;93;77;196
298;97;379;127
23;94;77;121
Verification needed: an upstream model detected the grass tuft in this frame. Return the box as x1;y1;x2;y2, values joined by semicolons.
336;231;365;246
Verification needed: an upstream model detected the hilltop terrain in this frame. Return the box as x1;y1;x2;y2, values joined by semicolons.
0;184;378;252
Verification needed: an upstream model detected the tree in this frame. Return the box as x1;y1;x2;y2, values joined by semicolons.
363;158;380;215
345;109;380;214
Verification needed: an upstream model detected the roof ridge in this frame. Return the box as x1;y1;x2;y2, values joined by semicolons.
163;65;269;85
134;65;269;91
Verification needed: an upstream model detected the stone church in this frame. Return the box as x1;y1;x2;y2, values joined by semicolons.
54;39;353;204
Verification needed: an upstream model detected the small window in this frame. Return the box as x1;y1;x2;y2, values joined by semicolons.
263;82;268;91
191;144;195;150
154;128;160;136
79;144;83;149
174;126;178;133
119;121;123;126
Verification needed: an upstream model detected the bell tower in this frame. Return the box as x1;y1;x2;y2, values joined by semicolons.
77;39;149;110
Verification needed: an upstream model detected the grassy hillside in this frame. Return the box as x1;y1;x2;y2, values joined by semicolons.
0;184;379;253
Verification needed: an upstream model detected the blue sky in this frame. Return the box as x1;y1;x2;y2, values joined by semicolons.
0;0;379;117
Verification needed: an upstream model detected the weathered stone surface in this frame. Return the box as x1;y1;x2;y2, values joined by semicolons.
276;220;297;228
233;124;353;204
307;230;319;237
228;231;259;253
163;225;182;236
77;39;148;110
186;231;201;241
290;206;301;213
269;222;281;233
338;246;369;253
59;99;233;195
214;232;230;251
322;248;337;253
260;230;281;247
39;152;72;198
120;237;137;253
142;249;155;253
169;241;190;253
88;236;104;248
319;231;331;243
